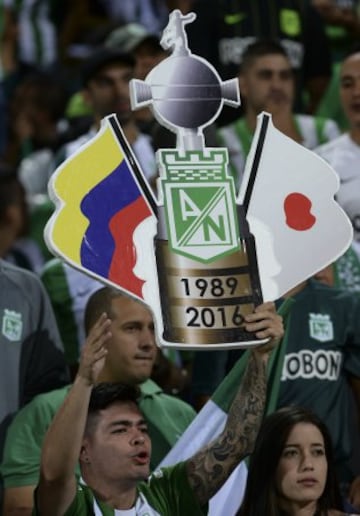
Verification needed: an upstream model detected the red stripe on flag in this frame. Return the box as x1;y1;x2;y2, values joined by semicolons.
108;196;152;299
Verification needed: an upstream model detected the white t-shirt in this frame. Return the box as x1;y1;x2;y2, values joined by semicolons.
315;133;360;256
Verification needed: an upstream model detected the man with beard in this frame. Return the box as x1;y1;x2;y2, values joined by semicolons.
217;39;340;189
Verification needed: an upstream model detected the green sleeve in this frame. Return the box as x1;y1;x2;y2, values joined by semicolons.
1;387;69;488
32;484;91;516
41;259;80;366
32;465;207;516
140;462;208;516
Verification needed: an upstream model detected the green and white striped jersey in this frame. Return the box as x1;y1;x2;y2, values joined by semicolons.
4;0;59;67
218;114;340;188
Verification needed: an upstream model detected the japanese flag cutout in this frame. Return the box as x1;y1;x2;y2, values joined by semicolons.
238;112;353;301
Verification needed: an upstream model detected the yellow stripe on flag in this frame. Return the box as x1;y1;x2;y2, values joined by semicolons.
50;123;124;263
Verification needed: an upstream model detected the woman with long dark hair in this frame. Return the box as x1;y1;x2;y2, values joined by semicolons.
237;406;355;515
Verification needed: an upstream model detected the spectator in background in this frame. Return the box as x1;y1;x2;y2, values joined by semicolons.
218;40;340;188
312;0;360;63
0;256;69;508
57;0;170;70
104;22;169;135
1;0;67;74
6;71;96;263
311;1;360;130
97;0;169;34
41;257;192;395
5;72;94;262
316;47;360;260
186;0;333;124
0;1;85;163
105;22;168;80
7;73;69;193
55;46;156;180
0;164;44;273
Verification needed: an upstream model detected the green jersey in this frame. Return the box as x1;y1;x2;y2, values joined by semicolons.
217;115;340;188
32;462;207;516
277;280;360;479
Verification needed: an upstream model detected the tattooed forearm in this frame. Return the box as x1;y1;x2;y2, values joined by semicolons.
186;351;268;506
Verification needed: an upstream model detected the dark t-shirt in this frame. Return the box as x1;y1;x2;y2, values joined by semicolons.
187;0;332;122
277;280;360;481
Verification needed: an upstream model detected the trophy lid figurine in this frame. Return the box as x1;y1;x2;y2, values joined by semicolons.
131;10;239;151
44;10;353;350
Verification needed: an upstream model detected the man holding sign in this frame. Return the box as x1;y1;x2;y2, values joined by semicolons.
33;302;282;515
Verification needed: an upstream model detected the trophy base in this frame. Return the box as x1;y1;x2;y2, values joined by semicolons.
156;239;264;348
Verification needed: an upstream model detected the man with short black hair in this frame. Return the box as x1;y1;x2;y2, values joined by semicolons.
218;39;340;188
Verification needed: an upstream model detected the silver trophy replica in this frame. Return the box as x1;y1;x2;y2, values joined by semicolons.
130;10;265;348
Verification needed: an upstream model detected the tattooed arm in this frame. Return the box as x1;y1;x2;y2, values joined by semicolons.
186;302;283;506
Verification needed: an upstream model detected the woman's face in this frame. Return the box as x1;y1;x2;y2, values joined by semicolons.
275;422;328;512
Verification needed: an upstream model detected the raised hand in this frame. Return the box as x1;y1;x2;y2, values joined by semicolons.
77;313;112;386
244;301;284;354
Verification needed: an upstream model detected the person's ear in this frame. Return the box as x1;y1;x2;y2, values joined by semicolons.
80;441;91;464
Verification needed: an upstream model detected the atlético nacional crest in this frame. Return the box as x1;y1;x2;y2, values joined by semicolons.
2;309;23;342
309;313;334;343
160;149;240;262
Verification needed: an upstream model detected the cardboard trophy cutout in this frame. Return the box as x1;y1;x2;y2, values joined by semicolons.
45;10;353;350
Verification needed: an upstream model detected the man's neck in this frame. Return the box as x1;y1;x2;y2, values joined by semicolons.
122;120;140;145
277;498;318;516
83;471;138;510
245;110;258;133
95;369;140;386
